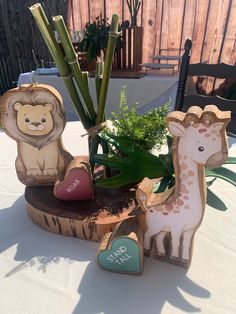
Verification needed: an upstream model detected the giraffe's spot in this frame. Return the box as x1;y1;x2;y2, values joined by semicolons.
211;130;217;134
181;173;188;181
184;205;190;209
180;184;189;194
188;181;193;185
150;209;153;213
184;155;188;160
164;203;173;212
199;128;207;133
188;170;194;177
162;212;168;216
173;210;180;214
183;195;189;200
217;133;221;137
192;123;200;128
181;163;188;170
205;133;211;137
212;138;216;141
176;199;184;206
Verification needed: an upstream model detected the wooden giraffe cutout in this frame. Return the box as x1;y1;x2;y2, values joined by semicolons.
136;105;230;268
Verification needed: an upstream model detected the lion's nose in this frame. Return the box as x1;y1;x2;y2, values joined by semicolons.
31;122;41;126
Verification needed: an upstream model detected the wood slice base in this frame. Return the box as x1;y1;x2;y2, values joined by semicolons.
25;185;138;242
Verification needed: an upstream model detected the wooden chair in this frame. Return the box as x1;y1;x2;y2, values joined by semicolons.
175;41;236;137
175;39;192;110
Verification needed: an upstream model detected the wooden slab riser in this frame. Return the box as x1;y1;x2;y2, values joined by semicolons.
26;203;121;242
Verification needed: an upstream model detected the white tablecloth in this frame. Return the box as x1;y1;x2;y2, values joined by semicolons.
0;122;236;314
18;72;179;121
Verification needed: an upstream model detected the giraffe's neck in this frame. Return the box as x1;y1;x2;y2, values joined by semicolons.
176;145;206;213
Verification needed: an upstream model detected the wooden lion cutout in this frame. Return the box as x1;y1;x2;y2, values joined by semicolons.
0;83;73;186
136;105;230;268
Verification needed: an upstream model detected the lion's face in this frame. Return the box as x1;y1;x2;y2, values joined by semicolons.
14;103;54;136
0;84;66;149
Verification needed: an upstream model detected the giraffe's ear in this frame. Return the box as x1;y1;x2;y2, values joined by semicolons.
168;121;186;137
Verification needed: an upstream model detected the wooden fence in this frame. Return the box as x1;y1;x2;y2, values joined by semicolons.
1;1;236;96
141;0;236;95
0;0;67;94
69;0;236;95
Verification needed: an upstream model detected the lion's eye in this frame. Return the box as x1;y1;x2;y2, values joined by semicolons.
198;146;205;152
25;118;30;123
41;118;46;123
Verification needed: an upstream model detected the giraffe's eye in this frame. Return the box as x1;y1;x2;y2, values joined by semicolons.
25;118;30;123
198;146;204;152
41;118;46;123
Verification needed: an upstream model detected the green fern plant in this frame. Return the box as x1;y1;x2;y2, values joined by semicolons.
105;86;169;150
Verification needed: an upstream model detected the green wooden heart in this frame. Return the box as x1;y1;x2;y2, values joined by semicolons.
97;237;142;274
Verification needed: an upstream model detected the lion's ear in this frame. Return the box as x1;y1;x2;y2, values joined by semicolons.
45;103;53;112
14;102;22;111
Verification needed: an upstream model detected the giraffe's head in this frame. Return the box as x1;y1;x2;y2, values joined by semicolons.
167;105;231;167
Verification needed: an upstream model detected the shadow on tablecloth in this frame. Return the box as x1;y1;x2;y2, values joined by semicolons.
74;256;210;314
0;195;96;276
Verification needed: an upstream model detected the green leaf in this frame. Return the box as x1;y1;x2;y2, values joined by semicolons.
158;152;174;174
205;167;236;187
166;135;173;153
207;177;217;187
153;176;174;193
92;134;169;188
120;86;128;107
206;187;227;211
224;157;236;164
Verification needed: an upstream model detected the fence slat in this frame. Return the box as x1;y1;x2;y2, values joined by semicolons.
0;0;67;94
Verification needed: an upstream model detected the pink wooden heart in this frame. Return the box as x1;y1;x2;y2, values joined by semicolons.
54;167;93;201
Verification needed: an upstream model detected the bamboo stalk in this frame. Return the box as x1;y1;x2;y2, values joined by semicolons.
82;71;89;89
53;15;97;123
29;4;92;129
96;14;119;124
89;15;119;166
95;60;104;104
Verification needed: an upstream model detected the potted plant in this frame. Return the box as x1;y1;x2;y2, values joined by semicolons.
126;0;141;27
78;13;122;71
119;1;142;72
